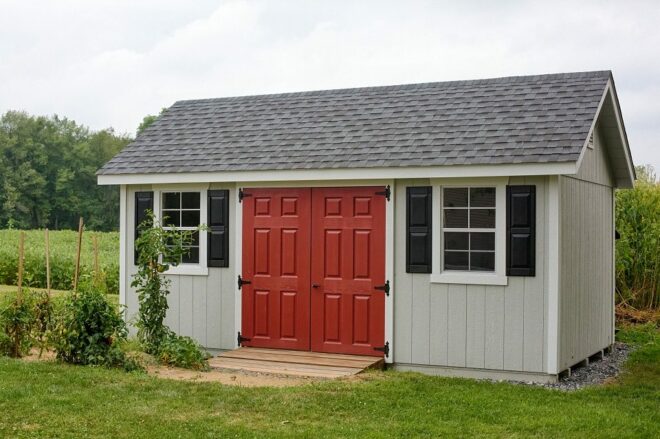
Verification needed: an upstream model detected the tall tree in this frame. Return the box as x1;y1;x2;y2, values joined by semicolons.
0;111;131;230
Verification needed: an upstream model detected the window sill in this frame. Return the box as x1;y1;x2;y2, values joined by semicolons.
430;272;508;286
163;265;209;276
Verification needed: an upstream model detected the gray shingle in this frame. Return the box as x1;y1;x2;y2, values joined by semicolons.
98;71;611;175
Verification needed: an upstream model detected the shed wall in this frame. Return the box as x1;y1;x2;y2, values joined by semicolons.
393;177;550;374
123;185;236;350
558;126;615;371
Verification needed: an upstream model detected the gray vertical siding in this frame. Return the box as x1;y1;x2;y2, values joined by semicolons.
124;185;236;351
393;177;549;373
558;125;615;370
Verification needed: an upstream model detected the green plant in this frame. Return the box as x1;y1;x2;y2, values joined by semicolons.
131;213;208;370
51;281;139;370
616;164;660;310
0;291;36;357
157;334;210;370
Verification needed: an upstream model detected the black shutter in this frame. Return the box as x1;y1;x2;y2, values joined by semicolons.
134;191;154;265
208;190;229;267
506;185;536;276
406;186;432;273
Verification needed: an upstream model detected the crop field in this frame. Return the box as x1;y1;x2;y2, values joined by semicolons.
0;229;119;294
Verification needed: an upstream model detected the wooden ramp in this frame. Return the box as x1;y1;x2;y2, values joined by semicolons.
209;347;384;379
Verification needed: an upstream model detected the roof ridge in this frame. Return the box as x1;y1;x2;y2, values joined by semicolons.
172;70;611;105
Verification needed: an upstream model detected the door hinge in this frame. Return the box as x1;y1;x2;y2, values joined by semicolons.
237;275;251;290
376;185;391;201
375;280;390;296
237;331;251;346
238;188;252;202
374;341;390;358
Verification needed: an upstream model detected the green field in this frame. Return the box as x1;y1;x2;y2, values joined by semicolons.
0;229;119;294
0;325;658;438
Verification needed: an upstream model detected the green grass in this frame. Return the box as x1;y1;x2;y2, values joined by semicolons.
0;326;658;438
0;229;119;294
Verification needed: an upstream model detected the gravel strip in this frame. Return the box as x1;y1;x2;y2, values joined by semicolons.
508;342;631;391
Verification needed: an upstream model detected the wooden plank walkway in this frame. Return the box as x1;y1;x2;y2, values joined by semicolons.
209;347;384;379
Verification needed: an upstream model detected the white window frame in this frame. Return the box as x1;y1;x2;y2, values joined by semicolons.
153;185;208;276
430;177;508;286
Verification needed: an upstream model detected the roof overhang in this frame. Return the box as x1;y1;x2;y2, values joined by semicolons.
575;78;635;188
97;161;577;186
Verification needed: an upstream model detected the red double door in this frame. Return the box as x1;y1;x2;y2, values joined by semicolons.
241;187;386;357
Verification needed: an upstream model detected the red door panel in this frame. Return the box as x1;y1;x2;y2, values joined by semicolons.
241;188;311;350
310;187;386;357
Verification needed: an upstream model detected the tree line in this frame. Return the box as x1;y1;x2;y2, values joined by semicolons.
0;111;158;231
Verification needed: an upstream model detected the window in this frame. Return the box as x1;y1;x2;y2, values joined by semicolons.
442;187;496;272
161;191;201;264
430;179;507;286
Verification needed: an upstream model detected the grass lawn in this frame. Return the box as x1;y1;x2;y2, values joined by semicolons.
0;325;658;438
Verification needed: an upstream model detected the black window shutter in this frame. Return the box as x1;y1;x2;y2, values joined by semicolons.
134;191;154;265
506;185;536;276
208;190;229;267
406;186;432;273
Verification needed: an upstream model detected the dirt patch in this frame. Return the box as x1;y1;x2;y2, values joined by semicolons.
22;348;56;362
146;364;327;387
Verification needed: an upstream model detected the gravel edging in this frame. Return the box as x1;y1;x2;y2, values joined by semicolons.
507;342;631;391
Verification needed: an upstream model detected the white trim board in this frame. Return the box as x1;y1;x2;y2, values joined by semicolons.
98;162;577;186
232;181;395;360
119;185;127;311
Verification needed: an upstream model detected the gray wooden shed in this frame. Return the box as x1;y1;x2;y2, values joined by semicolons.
98;70;634;382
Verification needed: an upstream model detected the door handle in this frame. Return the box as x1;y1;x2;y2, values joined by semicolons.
312;283;320;288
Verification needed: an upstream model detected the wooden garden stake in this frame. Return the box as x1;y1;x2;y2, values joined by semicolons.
17;231;24;304
45;228;51;297
73;217;84;295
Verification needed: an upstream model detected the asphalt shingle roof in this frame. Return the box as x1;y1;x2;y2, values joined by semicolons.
98;71;611;175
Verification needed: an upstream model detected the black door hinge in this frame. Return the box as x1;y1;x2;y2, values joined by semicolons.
237;331;251;346
238;188;252;202
376;185;391;201
375;280;390;296
237;275;251;290
374;341;390;358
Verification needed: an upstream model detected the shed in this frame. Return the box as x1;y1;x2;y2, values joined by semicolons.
98;70;634;382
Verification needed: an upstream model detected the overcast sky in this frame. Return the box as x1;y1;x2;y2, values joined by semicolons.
1;0;658;170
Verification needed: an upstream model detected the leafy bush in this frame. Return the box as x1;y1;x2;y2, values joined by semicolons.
616;165;660;310
0;291;37;357
51;283;139;370
157;334;210;370
0;229;119;294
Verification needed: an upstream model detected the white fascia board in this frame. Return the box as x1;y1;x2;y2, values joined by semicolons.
97;162;577;186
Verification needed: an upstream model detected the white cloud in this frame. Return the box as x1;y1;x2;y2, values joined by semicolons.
0;0;658;169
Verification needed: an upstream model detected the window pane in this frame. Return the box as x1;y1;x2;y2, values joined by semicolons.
443;188;468;207
470;187;495;207
182;247;200;264
182;192;200;209
470;209;495;228
182;210;200;227
470;252;495;271
443;209;468;228
444;232;469;250
162;210;180;227
471;232;495;251
163;192;180;209
444;251;469;270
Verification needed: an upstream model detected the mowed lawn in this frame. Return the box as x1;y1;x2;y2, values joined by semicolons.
1;326;658;438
